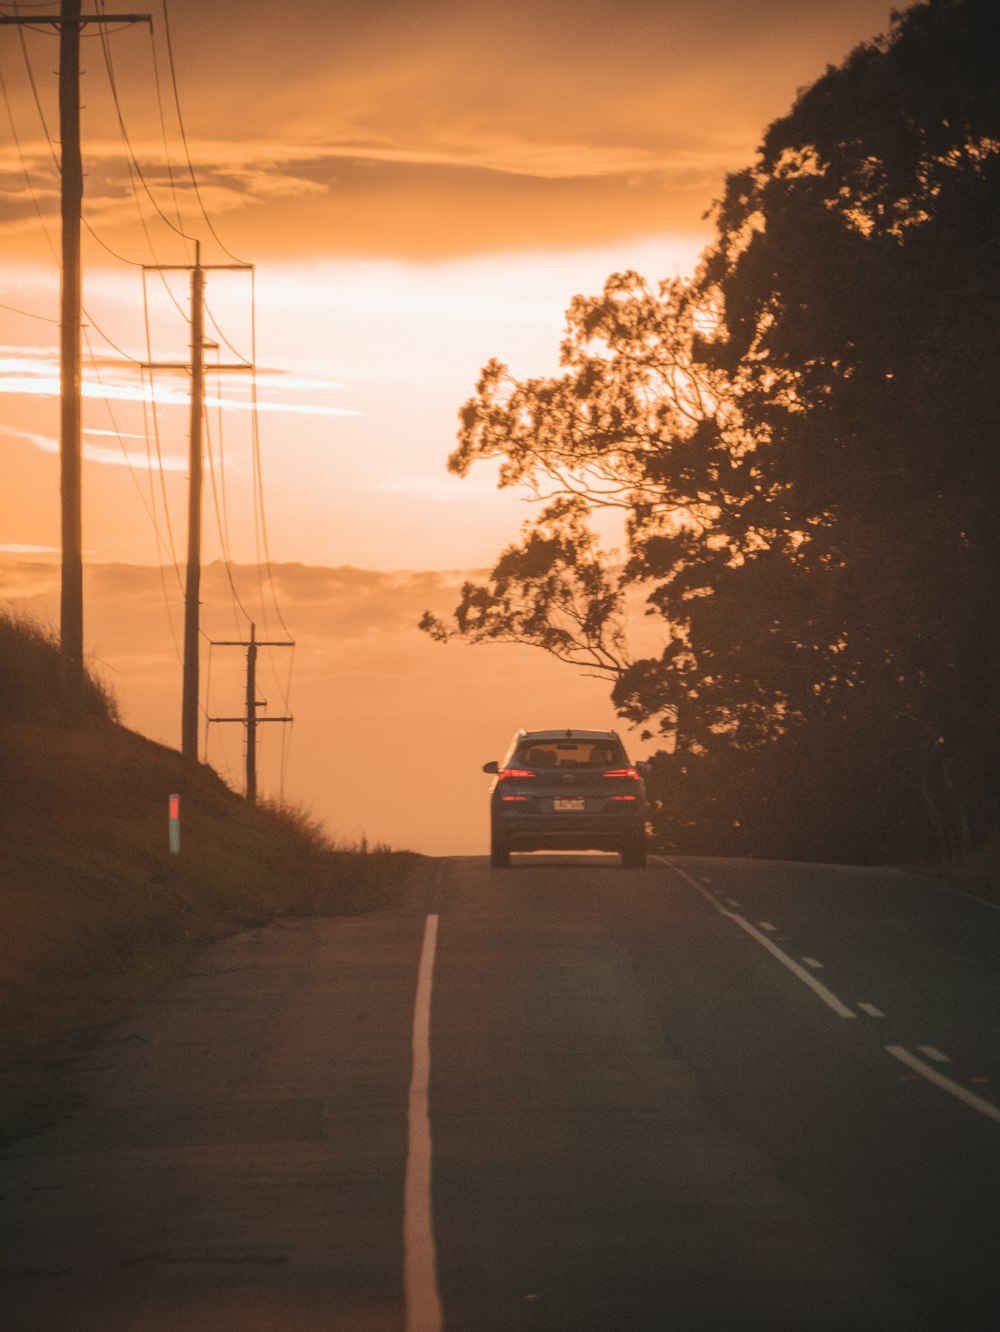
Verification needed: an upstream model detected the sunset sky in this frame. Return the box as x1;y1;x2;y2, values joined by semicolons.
1;0;896;850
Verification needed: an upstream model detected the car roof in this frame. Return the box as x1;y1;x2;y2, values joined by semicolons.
515;728;620;741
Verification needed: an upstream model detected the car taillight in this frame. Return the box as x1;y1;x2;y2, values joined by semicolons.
502;795;527;802
499;768;536;780
602;768;639;780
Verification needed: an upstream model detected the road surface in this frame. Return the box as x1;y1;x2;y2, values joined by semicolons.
2;854;998;1330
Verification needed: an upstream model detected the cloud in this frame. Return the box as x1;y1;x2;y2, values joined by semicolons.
0;361;360;418
0;0;893;261
0;555;60;604
1;137;717;262
2;423;186;472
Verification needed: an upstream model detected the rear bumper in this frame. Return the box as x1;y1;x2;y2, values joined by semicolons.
493;813;645;853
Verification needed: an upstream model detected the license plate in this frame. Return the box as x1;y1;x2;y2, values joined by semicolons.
553;798;585;812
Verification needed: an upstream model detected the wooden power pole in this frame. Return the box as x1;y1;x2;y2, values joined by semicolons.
142;245;253;760
208;624;293;804
182;246;205;761
2;2;150;722
57;0;84;723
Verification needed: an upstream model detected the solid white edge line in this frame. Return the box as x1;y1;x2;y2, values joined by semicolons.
404;914;443;1332
886;1045;1000;1124
661;858;857;1020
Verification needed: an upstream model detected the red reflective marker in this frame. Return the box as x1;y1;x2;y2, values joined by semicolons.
169;794;180;854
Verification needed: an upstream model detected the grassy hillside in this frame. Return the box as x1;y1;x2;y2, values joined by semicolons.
0;611;418;1142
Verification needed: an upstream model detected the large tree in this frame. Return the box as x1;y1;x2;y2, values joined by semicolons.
424;0;1000;863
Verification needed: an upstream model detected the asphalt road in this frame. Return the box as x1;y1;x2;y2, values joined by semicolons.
2;854;998;1330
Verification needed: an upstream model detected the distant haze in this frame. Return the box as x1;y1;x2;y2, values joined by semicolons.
1;557;637;855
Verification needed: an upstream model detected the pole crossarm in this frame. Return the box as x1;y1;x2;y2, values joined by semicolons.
209;717;294;724
141;362;255;372
0;14;151;24
207;713;292;724
143;264;253;273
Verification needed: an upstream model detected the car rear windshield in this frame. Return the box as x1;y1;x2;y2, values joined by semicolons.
513;739;628;769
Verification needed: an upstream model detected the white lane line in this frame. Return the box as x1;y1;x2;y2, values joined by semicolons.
759;921;778;933
664;860;857;1020
858;1003;885;1019
801;957;824;970
886;1045;1000;1124
917;1045;950;1064
404;914;443;1332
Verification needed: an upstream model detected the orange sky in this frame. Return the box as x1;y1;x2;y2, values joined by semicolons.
1;555;642;853
1;0;897;842
2;0;896;566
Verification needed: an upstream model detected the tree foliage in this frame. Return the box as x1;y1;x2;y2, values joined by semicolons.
419;497;629;679
424;0;1000;863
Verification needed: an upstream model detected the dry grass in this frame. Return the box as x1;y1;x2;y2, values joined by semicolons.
0;611;420;1143
0;607;118;724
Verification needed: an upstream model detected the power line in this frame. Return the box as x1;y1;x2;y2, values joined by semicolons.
94;0;193;242
9;5;59;170
3;9;187;337
145;0;185;234
5;1;297;798
0;46;59;262
141;268;184;589
0;299;58;322
160;0;245;264
243;271;295;780
203;378;253;634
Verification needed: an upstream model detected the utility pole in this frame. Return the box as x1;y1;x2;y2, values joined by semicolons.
183;247;205;761
208;625;293;804
1;3;150;723
58;0;83;723
142;247;253;760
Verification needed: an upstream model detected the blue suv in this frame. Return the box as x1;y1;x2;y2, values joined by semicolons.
483;728;648;868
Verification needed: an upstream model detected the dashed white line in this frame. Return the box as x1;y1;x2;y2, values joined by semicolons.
659;861;1000;1127
886;1045;1000;1124
664;860;857;1020
404;914;443;1332
801;957;824;970
759;922;778;933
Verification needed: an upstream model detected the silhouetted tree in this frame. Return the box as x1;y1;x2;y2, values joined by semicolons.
420;498;629;680
425;0;1000;862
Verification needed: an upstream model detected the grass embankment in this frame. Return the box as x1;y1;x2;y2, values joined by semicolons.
0;611;418;1142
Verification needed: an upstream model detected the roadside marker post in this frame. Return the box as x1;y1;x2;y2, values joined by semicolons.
169;794;181;855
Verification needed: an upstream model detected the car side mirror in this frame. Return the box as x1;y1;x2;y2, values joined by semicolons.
482;760;499;774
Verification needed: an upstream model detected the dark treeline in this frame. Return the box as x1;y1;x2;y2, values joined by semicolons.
423;0;1000;864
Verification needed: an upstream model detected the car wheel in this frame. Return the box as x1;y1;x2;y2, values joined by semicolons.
621;838;646;869
490;836;510;869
